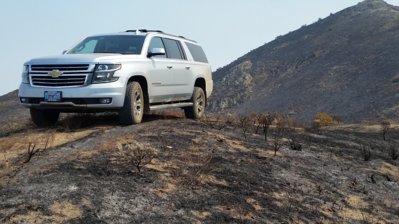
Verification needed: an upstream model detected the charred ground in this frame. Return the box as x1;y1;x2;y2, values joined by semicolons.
0;111;398;223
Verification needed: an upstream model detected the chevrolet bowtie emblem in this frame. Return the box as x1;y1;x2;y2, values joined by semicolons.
48;69;63;78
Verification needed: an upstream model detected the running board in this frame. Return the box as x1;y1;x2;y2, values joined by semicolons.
150;102;193;110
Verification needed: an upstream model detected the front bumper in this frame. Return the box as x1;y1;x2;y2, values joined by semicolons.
18;82;126;110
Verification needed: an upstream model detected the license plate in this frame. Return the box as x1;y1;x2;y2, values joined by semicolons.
44;91;62;102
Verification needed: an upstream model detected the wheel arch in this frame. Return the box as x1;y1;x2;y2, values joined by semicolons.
127;75;149;113
194;77;207;104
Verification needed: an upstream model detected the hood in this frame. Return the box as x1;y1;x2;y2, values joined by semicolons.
26;53;143;65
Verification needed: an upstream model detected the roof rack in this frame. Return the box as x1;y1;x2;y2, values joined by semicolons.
124;29;197;43
178;36;197;43
125;29;164;33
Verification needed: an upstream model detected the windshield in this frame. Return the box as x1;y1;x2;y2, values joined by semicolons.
68;35;145;55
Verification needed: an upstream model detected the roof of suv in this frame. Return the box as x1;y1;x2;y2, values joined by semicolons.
124;29;197;43
85;29;198;45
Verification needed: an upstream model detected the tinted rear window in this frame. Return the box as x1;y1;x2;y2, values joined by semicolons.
186;42;208;63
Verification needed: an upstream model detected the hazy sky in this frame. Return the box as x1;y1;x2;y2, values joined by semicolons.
1;0;398;96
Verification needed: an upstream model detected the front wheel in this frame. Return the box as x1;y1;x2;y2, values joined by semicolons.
30;108;60;127
119;81;144;125
184;87;206;119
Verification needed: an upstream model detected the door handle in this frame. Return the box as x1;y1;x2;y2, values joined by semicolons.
167;65;173;69
185;66;191;69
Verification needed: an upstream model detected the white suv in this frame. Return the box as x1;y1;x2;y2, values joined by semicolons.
19;30;213;126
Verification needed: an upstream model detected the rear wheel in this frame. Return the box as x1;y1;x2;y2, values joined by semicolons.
30;108;59;127
184;87;206;119
119;81;144;125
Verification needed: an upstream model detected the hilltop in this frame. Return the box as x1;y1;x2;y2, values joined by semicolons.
209;0;399;123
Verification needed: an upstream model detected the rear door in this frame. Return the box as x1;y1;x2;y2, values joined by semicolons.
162;38;192;101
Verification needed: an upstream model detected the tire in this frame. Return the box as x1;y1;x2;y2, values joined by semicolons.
184;87;206;119
119;81;144;125
30;108;59;127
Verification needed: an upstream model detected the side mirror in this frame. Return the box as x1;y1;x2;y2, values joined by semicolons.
148;48;166;57
62;50;68;55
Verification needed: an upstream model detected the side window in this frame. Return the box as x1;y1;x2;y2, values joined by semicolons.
163;38;185;60
186;42;208;63
148;37;166;58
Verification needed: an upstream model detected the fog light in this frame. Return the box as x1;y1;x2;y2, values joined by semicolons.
99;98;112;104
20;98;28;103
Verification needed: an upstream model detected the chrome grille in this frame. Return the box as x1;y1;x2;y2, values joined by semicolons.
31;75;87;87
30;64;91;87
31;64;90;72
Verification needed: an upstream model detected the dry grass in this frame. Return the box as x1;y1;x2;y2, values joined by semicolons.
7;201;82;223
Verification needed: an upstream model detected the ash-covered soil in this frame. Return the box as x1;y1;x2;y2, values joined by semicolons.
0;114;398;223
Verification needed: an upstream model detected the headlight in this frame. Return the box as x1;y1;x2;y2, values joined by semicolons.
92;64;121;84
21;65;29;84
